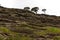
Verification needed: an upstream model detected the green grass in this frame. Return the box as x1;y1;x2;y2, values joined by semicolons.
46;27;60;34
54;36;60;40
0;25;60;40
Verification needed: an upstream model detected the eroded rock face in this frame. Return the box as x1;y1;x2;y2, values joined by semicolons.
0;7;60;27
0;7;60;40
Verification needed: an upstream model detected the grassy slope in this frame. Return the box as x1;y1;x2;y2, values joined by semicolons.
0;6;60;40
0;23;60;40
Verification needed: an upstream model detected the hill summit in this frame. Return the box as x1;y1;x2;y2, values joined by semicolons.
0;6;60;40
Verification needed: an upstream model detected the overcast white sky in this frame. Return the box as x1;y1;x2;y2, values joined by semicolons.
0;0;60;16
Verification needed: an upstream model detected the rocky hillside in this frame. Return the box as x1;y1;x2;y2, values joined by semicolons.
0;6;60;40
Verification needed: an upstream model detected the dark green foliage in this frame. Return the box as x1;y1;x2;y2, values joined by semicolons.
24;7;30;10
42;9;46;13
31;7;39;14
